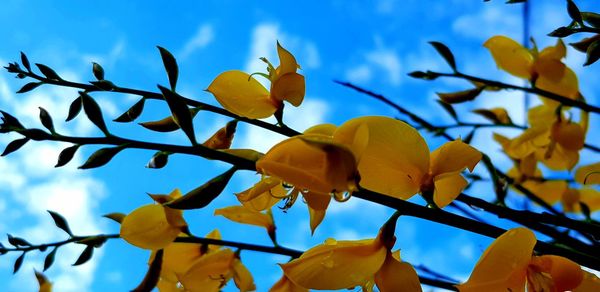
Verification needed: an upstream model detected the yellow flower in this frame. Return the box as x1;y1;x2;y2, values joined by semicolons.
120;189;188;250
280;232;421;291
458;227;583;292
207;42;305;119
269;275;308;292
495;104;587;170
34;270;52;292
575;162;600;185
484;35;579;100
333;116;481;208
560;187;600;213
214;205;276;241
256;134;358;195
506;165;568;206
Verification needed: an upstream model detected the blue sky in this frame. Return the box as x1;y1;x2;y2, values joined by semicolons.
0;0;599;291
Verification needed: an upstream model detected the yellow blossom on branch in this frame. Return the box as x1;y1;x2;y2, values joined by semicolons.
207;42;305;119
457;227;583;292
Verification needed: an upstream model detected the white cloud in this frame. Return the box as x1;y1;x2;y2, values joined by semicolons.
179;24;214;60
452;5;521;40
345;38;402;86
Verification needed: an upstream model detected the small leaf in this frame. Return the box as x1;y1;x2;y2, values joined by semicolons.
462;130;475;144
47;210;74;237
548;26;575;38
72;245;94;266
579;202;591;221
13;252;25;274
20;52;31;72
44;247;58;271
582;12;600;28
16;82;42;93
0;110;25;129
429;41;457;71
138;108;200;132
435;100;458;121
8;234;32;247
102;212;125;224
35;63;62;80
584;40;600;66
92;62;105;80
570;35;600;53
38;107;55;133
165;167;237;210
55;144;80;167
78;146;125;169
90;80;116;91
157;85;196;145
132;249;163;292
436;87;484;104
472;108;513;124
407;70;439;80
66;96;82;122
113;98;146;123
80;92;110;135
567;0;583;25
1;137;30;156
157;46;179;91
146;151;169;169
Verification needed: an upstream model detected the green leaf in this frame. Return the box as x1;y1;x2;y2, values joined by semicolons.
157;46;179;91
16;82;42;93
435;100;458;121
20;52;31;72
113;98;146;123
35;63;62;80
436;87;484;104
146;151;169;169
92;62;105;80
44;247;58;271
582;12;600;28
1;137;30;156
72;245;94;266
567;0;583;25
55;144;80;167
47;210;73;237
584;40;600;66
7;234;31;247
462;130;475;144
131;249;163;292
78;146;125;169
429;41;457;71
165;167;237;210
66;96;82;122
157;85;196;145
80;92;110;135
407;70;440;80
13;252;25;274
38;107;55;133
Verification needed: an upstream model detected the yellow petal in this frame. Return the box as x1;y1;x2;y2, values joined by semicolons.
233;259;256;292
164;189;187;228
534;58;566;83
303;191;331;234
237;184;283;212
429;140;482;175
535;144;579;171
536;67;580;100
160;235;203;277
256;135;357;194
527;104;557;130
157;278;184;292
214;205;274;231
574;271;600;292
551;121;585;151
374;251;422;292
457;227;536;292
521;180;567;205
35;271;52;292
271;73;305;107
575;162;600;185
579;188;600;212
304;123;337;136
529;255;583;291
207;70;276;119
202;120;237;150
433;172;468;208
484;35;534;79
334;116;429;199
120;204;181;250
276;42;299;76
506;127;548;159
538;39;566;61
269;275;308;292
281;238;387;290
179;248;235;291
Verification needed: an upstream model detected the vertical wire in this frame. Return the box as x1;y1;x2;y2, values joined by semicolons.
522;0;531;124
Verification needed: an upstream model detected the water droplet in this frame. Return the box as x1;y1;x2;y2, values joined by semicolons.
301;189;310;194
333;192;352;202
324;238;337;245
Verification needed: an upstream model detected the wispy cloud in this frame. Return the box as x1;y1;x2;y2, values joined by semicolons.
345;37;402;86
179;24;214;60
